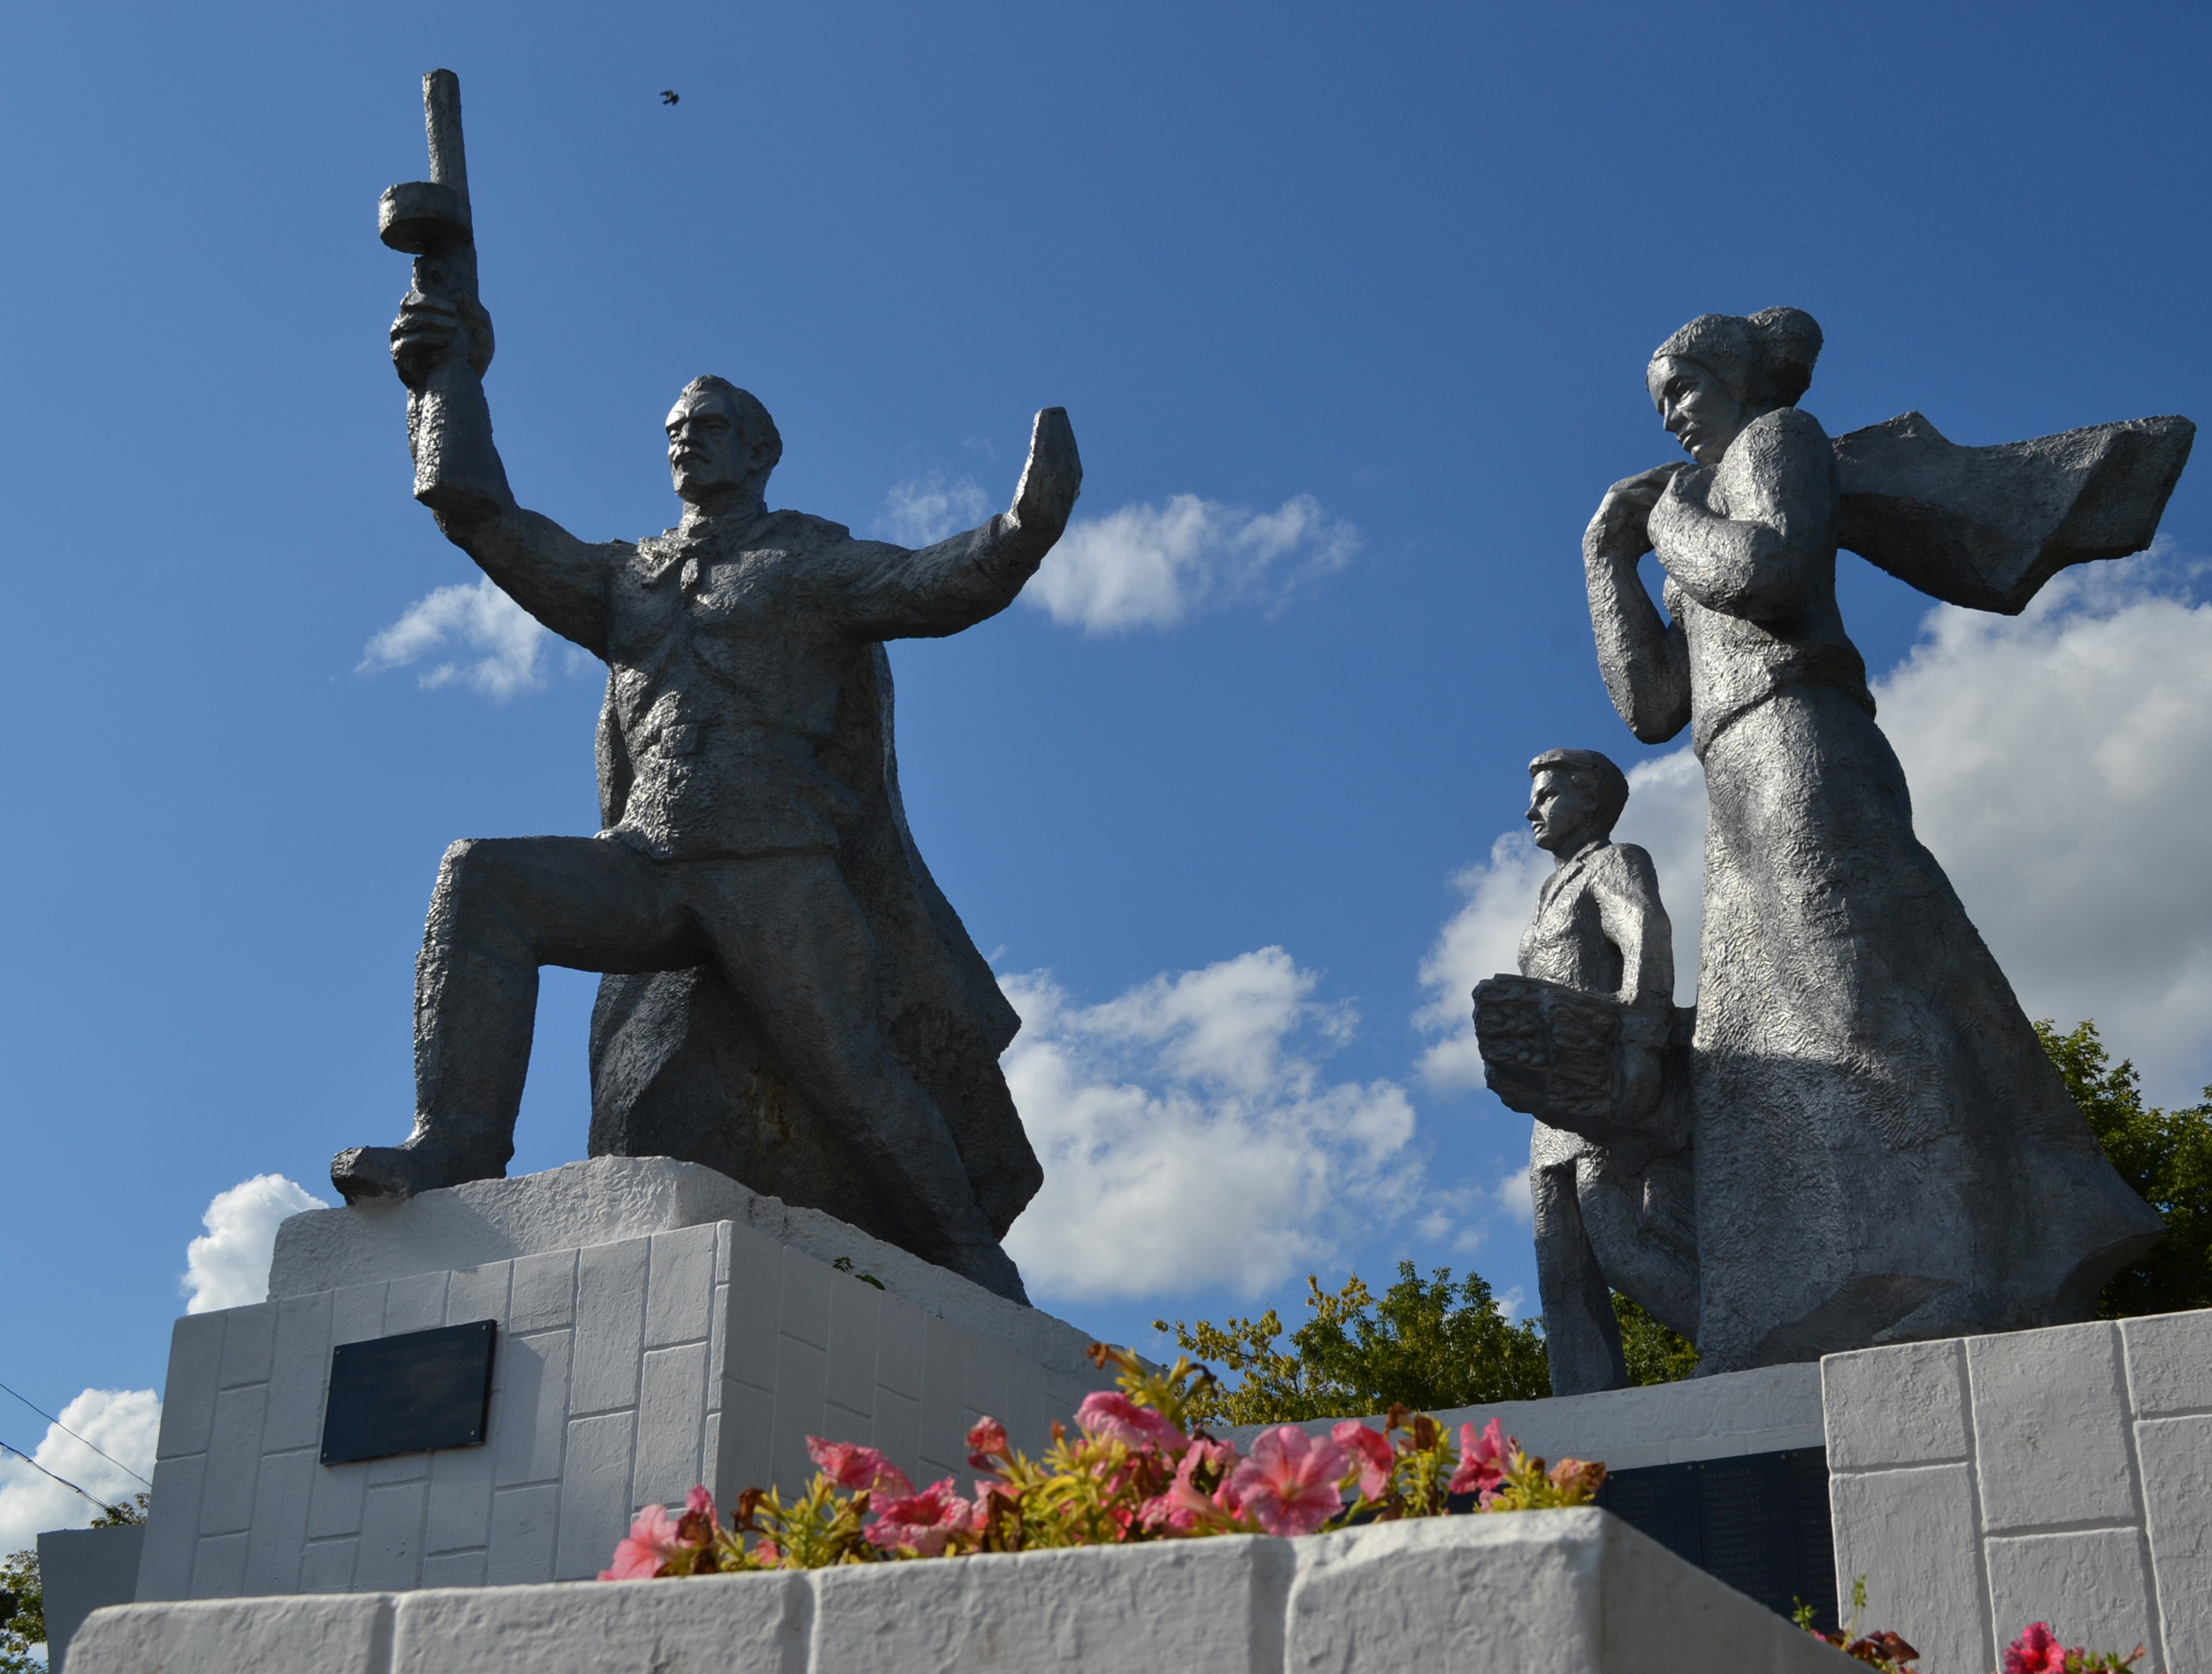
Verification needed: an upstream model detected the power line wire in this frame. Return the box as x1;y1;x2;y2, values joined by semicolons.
0;1440;115;1515
0;1380;152;1491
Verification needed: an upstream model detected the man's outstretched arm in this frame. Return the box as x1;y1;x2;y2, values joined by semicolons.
391;291;617;657
839;408;1082;641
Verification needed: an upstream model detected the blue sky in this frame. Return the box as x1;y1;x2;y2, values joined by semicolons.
7;0;2212;1517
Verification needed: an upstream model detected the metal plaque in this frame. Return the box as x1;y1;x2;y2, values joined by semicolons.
319;1319;496;1465
1595;1447;1836;1630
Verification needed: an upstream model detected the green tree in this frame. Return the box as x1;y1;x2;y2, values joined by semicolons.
1158;1261;1550;1425
1613;1293;1700;1385
0;1546;43;1674
2039;1018;2212;1318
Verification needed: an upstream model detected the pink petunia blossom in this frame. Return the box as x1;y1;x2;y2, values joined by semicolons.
598;1503;684;1579
2003;1624;2068;1674
1074;1390;1188;1452
685;1485;715;1518
1228;1426;1348;1537
806;1435;915;1497
1448;1417;1514;1501
1142;1438;1243;1533
1332;1421;1395;1501
864;1478;973;1557
966;1416;1009;1468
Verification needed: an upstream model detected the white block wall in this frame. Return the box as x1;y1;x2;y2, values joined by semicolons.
78;1511;1858;1674
1824;1309;2212;1674
137;1219;1110;1603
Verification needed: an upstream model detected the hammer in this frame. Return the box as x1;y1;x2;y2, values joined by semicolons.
380;70;507;518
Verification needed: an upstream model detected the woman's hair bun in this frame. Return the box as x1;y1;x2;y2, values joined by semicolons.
1651;307;1824;407
1744;307;1822;405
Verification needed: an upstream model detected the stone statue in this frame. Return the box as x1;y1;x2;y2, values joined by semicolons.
1475;751;1697;1395
334;205;1079;1302
1571;306;2185;1371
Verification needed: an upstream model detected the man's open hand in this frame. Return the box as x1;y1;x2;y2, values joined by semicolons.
1009;407;1082;544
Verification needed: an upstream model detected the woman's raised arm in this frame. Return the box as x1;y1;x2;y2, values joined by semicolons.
1584;468;1691;743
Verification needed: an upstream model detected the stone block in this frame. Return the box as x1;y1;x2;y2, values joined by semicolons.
572;1239;650;1415
1968;1322;2139;1533
509;1250;577;1333
824;1273;879;1417
382;1271;450;1336
37;1526;143;1674
769;1336;827;1494
366;1451;429;1487
644;1225;718;1348
242;1450;316;1595
418;1550;485;1589
871;1388;920;1485
816;1534;1286;1672
296;1539;357;1593
390;1570;808;1674
1823;1339;1969;1471
355;1479;428;1592
307;1459;369;1540
634;1342;709;1507
2121;1309;2212;1418
67;1594;394;1674
330;1281;388;1348
778;1245;833;1351
156;1314;227;1460
188;1532;248;1600
425;1440;496;1555
265;1293;334;1454
444;1261;511;1328
198;1386;269;1535
918;1313;969;1463
135;1451;206;1601
874;1291;926;1401
554;1410;637;1581
964;1336;1012;1432
219;1305;277;1390
1985;1529;2157;1669
494;1330;572;1487
1827;1463;1992;1674
485;1483;560;1586
714;1383;775;1504
2135;1413;2212;1671
726;1246;781;1394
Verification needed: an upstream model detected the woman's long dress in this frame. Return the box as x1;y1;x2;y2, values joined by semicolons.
1621;406;2161;1373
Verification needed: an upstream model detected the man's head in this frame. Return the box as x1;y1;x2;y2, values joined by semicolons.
1526;748;1629;856
666;376;783;509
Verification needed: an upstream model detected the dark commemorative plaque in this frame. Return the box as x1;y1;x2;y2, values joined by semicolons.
320;1320;496;1465
1594;1447;1837;1632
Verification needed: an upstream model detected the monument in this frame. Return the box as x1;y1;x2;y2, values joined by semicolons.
1479;306;2190;1374
332;74;1080;1305
1477;750;1696;1396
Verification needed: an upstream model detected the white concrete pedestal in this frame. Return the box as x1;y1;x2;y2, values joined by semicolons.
134;1159;1113;1603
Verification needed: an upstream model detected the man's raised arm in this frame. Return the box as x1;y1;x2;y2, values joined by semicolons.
391;291;617;657
838;408;1082;641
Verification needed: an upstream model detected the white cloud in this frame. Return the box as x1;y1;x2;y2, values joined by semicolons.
1024;494;1360;634
181;1174;327;1314
1414;554;2212;1107
360;577;550;700
0;1388;160;1555
1001;948;1417;1302
877;472;994;547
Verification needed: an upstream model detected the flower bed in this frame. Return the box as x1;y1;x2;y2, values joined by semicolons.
601;1346;1604;1577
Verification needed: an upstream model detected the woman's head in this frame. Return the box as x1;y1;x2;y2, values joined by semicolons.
1646;307;1822;464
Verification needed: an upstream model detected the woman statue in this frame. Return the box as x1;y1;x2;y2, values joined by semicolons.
1583;308;2165;1372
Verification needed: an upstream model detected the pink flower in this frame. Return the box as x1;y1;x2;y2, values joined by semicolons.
806;1436;915;1497
1448;1417;1514;1500
1332;1421;1395;1501
1074;1390;1187;1452
864;1478;972;1557
966;1416;1009;1468
1228;1426;1348;1537
1142;1438;1242;1533
2003;1624;2068;1674
685;1485;714;1518
598;1503;683;1580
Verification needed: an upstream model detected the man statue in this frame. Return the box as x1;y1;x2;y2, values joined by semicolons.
1479;749;1699;1394
332;288;1082;1303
